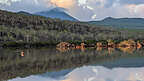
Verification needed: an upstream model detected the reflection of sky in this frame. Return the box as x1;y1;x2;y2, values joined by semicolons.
9;66;144;81
9;76;60;81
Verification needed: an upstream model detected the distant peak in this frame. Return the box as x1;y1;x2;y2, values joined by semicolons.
17;11;32;15
102;17;115;21
50;7;67;12
105;17;114;20
18;11;28;13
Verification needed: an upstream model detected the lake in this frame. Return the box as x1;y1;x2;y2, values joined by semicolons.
1;47;144;81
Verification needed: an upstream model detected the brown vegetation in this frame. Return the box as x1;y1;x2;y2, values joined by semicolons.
56;42;71;48
118;39;136;47
57;39;143;52
96;42;103;47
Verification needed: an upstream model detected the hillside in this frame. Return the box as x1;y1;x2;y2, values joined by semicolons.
35;7;78;21
17;11;33;16
0;9;144;47
0;9;124;47
89;17;144;29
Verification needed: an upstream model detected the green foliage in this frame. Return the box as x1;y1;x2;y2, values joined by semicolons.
89;17;144;29
0;9;144;47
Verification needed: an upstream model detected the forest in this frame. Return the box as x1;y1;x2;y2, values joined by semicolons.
0;9;144;47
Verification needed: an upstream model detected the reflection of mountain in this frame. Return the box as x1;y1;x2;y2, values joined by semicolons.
1;48;144;81
10;66;144;81
62;66;144;81
40;69;72;79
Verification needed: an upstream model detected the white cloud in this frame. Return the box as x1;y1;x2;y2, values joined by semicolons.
86;6;93;10
1;0;144;21
11;0;21;2
0;0;22;6
78;0;87;5
125;4;144;17
0;0;11;5
91;14;97;19
34;0;38;5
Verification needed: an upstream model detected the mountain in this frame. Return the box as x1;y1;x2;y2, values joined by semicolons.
35;7;78;21
0;9;121;46
89;17;144;29
17;11;33;16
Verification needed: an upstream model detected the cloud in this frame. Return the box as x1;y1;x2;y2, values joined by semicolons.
47;0;76;8
0;0;22;6
0;0;144;21
43;0;95;21
119;0;144;5
92;14;97;19
34;0;38;5
0;0;49;13
126;4;144;17
78;0;87;5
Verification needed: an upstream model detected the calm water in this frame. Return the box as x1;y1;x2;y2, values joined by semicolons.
1;47;144;81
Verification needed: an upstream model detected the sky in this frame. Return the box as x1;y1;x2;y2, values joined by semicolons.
0;0;144;21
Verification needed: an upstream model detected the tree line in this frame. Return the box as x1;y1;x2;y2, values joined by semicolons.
0;9;144;47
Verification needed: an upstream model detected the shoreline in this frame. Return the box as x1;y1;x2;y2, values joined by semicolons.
0;42;57;48
0;39;144;48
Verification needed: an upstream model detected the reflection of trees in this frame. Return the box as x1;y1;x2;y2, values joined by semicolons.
118;40;136;47
118;47;136;54
0;48;144;81
108;47;115;54
96;47;102;52
56;47;70;52
58;47;137;54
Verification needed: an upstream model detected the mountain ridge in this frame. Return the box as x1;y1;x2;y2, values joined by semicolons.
35;7;78;21
89;17;144;28
17;11;33;16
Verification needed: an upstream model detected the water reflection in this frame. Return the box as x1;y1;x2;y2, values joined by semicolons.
0;48;144;81
118;47;136;54
9;66;144;81
62;66;144;81
57;46;140;54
